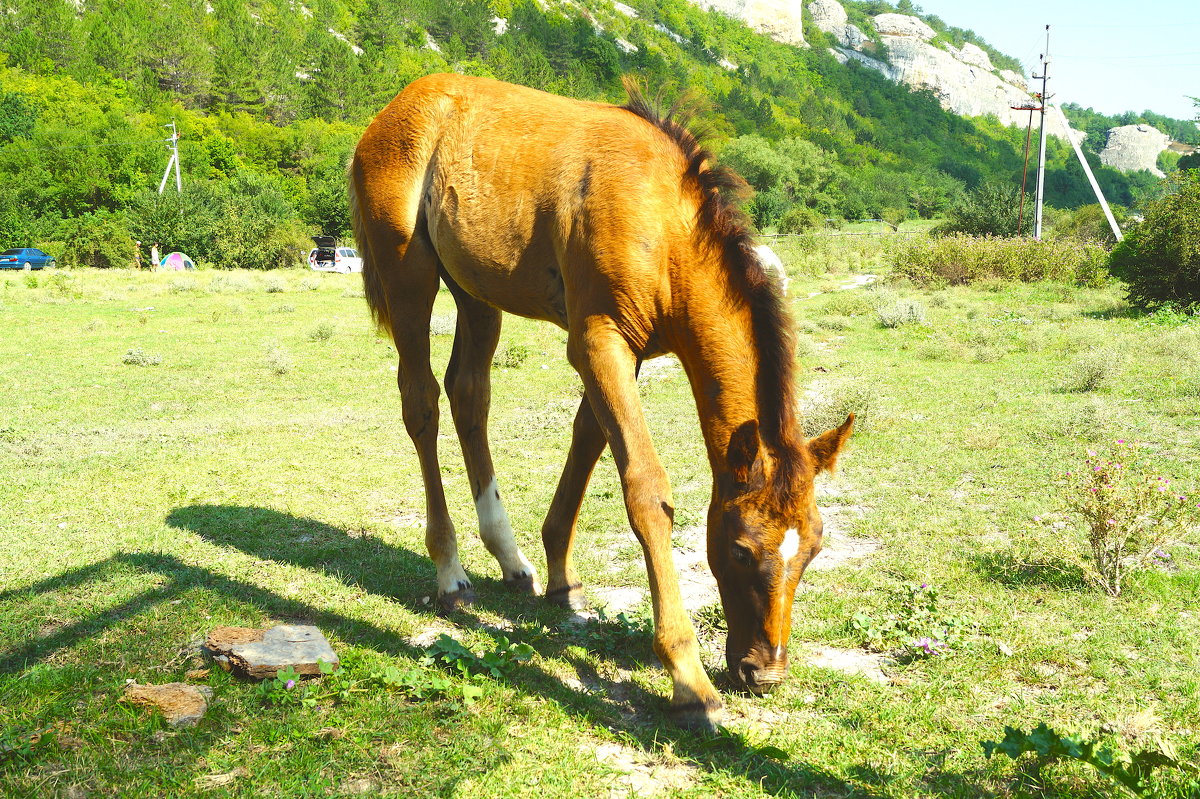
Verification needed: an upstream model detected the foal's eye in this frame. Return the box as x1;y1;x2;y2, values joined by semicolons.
731;544;754;566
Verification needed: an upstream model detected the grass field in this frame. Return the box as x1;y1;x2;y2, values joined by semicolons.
2;251;1199;797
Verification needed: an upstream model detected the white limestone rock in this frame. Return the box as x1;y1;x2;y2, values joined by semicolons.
872;12;936;40
954;42;993;71
693;0;807;47
807;0;847;31
1100;124;1171;177
999;69;1029;91
838;46;892;75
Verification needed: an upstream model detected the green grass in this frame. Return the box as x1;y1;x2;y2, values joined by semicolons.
2;261;1199;797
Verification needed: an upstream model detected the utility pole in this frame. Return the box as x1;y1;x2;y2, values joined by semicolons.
1031;25;1050;239
1051;104;1123;241
158;120;182;194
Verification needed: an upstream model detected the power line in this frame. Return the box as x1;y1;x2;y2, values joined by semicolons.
1056;50;1200;59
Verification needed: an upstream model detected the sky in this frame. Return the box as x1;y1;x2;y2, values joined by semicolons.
909;0;1199;121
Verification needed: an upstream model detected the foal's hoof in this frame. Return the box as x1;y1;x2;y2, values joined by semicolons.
503;571;541;596
670;699;724;734
437;583;476;615
545;583;587;611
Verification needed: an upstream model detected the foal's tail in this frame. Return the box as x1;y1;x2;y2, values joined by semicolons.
348;155;391;333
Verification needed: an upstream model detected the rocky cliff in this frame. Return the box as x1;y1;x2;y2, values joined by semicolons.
696;0;1076;139
1099;124;1171;176
807;0;1072;138
692;0;807;47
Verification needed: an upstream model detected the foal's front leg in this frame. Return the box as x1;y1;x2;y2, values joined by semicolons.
567;321;723;730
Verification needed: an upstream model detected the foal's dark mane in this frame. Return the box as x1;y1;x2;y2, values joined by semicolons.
620;82;811;502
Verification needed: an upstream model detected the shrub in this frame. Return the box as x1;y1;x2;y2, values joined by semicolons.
777;206;822;234
1051;203;1129;247
59;212;136;269
429;314;456;336
1065;347;1121;392
818;291;875;317
933;182;1030;238
1108;172;1200;311
493;343;529;368
309;322;334;342
890;234;1109;287
1063;441;1198;596
876;298;926;328
264;344;292;375
801;379;874;435
122;347;161;366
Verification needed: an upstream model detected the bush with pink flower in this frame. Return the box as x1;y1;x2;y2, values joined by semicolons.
1063;440;1198;596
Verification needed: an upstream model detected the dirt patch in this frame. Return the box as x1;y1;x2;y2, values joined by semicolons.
671;525;719;613
407;620;457;648
585;740;698;797
591;586;646;615
837;274;878;291
803;646;890;684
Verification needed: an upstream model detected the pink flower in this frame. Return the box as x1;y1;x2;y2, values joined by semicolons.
1087;449;1097;457
1106;519;1116;526
1116;439;1125;444
1033;516;1042;522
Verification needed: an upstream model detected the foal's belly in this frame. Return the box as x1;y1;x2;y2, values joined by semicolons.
424;183;569;327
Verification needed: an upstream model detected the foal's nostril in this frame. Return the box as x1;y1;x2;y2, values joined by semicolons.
737;659;762;688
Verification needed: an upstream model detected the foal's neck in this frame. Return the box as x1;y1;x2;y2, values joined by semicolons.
668;281;773;473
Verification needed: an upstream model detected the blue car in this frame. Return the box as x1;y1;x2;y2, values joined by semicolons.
0;248;56;270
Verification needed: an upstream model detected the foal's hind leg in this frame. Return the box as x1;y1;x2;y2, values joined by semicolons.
443;285;540;594
541;396;607;610
382;232;473;613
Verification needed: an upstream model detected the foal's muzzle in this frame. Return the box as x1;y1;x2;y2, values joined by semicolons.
735;657;786;695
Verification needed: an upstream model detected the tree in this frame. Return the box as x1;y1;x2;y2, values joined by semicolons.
933;182;1030;237
0;87;37;142
1108;172;1200;310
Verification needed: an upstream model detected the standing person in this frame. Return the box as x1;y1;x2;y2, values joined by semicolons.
134;240;143;270
150;243;160;271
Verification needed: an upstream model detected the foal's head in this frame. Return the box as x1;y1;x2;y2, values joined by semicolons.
707;415;854;694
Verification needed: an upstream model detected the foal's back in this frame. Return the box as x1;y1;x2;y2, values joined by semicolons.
353;73;694;330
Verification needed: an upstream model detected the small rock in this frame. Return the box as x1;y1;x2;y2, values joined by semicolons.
340;777;378;795
194;767;248;789
205;624;339;680
122;682;211;727
997;640;1015;657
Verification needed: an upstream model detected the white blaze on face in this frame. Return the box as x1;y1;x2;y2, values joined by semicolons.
779;527;802;566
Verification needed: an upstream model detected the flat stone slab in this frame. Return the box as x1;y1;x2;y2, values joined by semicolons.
122;682;211;727
205;624;338;680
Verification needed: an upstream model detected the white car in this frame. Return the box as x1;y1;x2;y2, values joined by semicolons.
308;246;363;273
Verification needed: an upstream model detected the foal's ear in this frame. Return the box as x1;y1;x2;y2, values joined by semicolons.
726;419;761;485
807;413;854;475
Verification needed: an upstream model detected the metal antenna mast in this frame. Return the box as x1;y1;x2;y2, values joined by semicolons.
158;120;182;194
1032;25;1050;239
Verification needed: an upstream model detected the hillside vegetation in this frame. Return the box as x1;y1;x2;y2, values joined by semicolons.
0;0;1184;265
